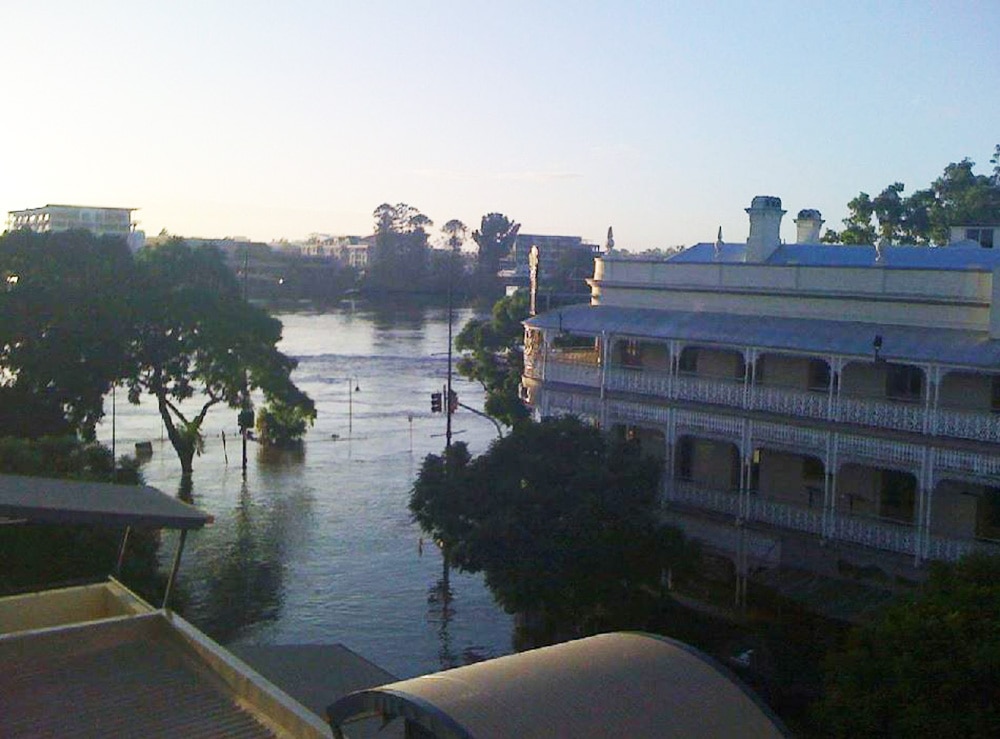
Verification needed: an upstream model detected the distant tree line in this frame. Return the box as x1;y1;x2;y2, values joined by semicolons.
364;203;520;300
823;145;1000;245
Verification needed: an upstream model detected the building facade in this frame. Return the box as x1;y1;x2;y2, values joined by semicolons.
7;204;143;249
522;197;1000;581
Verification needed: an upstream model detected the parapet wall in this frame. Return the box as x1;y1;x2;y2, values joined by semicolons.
591;258;997;334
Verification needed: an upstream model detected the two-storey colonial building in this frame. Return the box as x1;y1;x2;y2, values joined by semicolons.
522;197;1000;584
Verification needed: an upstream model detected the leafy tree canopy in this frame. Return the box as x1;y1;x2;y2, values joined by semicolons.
127;239;315;475
471;213;520;297
256;399;314;447
455;290;530;427
816;553;1000;738
822;146;1000;245
410;416;697;634
0;229;136;439
441;219;467;252
367;203;433;292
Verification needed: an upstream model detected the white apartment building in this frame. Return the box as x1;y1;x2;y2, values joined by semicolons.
522;196;1000;581
7;204;144;250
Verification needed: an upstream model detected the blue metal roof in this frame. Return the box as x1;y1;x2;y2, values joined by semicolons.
667;242;1000;270
525;304;1000;370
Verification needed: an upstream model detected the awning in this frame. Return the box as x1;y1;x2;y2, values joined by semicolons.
0;474;212;529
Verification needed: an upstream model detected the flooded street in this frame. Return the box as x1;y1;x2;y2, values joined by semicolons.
98;303;514;678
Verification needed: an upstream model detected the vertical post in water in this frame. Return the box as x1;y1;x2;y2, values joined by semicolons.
111;383;117;482
442;277;454;588
446;281;453;454
242;245;249;477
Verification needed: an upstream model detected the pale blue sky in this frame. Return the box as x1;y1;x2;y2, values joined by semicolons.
2;1;997;249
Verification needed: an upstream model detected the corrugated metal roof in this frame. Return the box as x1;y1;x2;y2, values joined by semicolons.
0;614;277;737
0;474;212;529
667;241;1000;270
525;304;1000;370
328;632;788;738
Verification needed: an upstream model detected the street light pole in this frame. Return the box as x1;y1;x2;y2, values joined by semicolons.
446;280;453;454
242;245;250;477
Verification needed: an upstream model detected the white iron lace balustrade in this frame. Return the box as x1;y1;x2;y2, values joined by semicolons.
744;494;825;535
935;448;1000;478
674;374;745;407
543;358;601;388
545;390;602;420
925;533;1000;562
674;409;743;438
664;480;741;516
605;366;672;396
837;396;925;433
753;421;827;455
606;399;672;426
837;434;923;469
935;407;1000;444
831;514;918;556
751;384;828;419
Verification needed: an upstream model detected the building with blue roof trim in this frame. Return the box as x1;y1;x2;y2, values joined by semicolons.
521;195;1000;598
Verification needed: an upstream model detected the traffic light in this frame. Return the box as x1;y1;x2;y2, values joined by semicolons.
448;390;458;413
430;392;442;413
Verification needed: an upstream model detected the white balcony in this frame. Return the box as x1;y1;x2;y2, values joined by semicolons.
935;407;1000;444
663;480;983;560
532;356;1000;446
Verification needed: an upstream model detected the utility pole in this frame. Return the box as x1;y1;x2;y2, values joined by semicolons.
241;245;250;477
446;280;453;454
442;272;455;588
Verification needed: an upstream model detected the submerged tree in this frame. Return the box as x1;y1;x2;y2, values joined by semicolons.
126;240;314;476
410;417;697;637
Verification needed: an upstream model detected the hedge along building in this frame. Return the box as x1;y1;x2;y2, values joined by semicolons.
522;196;1000;593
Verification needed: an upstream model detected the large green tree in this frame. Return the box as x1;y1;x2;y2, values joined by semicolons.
367;202;432;292
0;229;135;439
410;416;696;635
126;240;314;476
823;148;1000;245
471;213;520;297
816;554;1000;737
455;290;531;427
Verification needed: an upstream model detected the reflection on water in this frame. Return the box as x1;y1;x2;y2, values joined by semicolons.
98;302;514;678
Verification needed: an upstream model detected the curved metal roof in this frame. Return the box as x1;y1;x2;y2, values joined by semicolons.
327;632;788;738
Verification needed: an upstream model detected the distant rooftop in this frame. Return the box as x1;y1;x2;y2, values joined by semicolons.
667;241;1000;270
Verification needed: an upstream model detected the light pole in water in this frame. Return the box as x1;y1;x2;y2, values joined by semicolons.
334;376;361;436
241;245;250;477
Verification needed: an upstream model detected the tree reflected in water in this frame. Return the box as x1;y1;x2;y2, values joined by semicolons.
179;476;311;645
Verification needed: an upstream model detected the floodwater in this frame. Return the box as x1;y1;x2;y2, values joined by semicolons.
97;302;514;679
